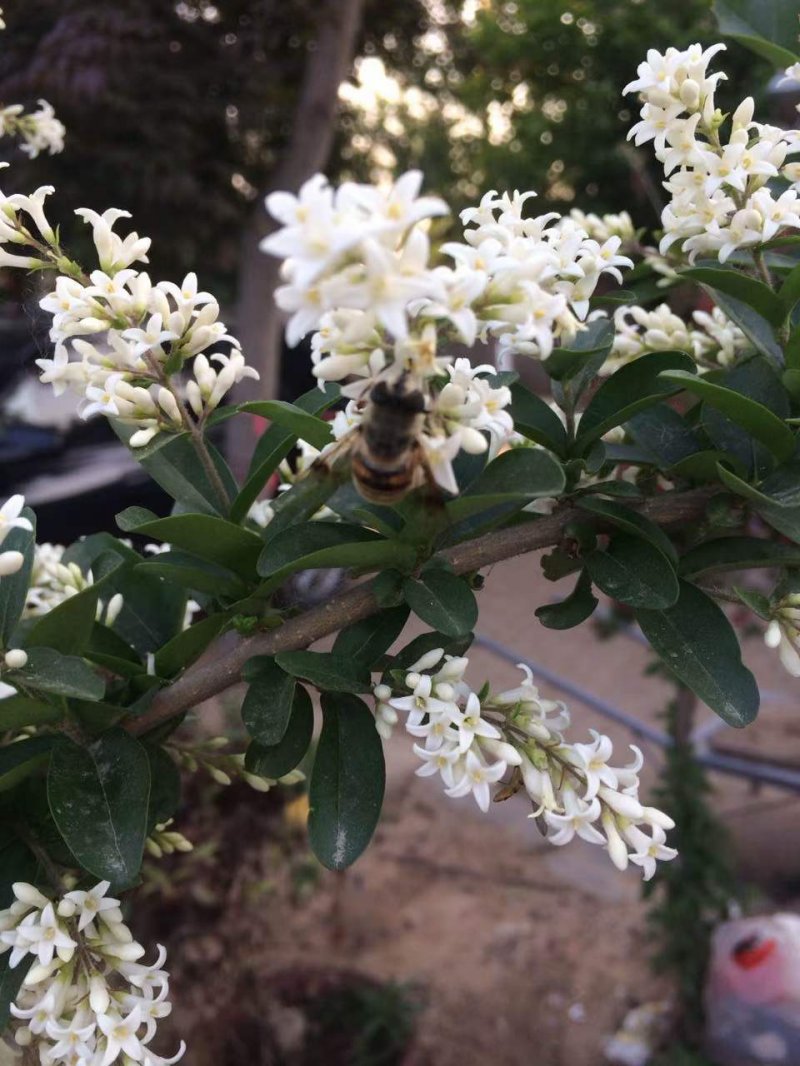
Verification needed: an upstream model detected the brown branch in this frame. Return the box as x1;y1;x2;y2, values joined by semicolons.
128;487;717;737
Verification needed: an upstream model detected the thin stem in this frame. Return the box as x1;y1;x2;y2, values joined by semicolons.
753;247;774;289
127;486;719;737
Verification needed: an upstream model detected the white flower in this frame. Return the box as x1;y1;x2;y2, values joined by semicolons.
765;596;800;677
57;880;122;932
0;494;32;547
444;749;507;812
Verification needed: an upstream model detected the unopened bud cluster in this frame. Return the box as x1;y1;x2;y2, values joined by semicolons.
374;651;676;879
0;881;185;1064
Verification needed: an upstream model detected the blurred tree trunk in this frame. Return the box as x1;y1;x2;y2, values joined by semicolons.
229;0;366;474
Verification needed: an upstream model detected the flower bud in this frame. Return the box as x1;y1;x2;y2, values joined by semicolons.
89;974;110;1014
4;648;27;670
0;550;24;576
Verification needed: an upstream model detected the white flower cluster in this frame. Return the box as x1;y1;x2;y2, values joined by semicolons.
0;187;257;448
0;494;32;577
0;99;65;158
0;881;185;1065
765;592;800;678
625;44;800;262
262;171;630;492
604;302;749;374
25;542;123;624
567;208;636;245
374;650;677;879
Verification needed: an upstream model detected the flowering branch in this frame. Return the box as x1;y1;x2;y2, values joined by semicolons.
129;486;717;738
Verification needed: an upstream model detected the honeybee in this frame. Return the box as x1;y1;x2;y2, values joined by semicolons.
322;373;432;504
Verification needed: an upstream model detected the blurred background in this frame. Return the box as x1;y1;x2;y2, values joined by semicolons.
1;2;799;1064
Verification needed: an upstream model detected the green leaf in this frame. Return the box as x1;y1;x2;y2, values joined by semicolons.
545;319;614;384
308;692;385;870
7;647;104;701
585;534;680;609
241;656;297;745
403;571;478;637
509;383;568;455
625;404;703;468
231;384;340;523
635;581;759;726
681;266;786;327
26;553;127;655
718;462;800;542
660;370;795;462
275;651;372;693
0;507;35;646
47;729;151;887
333;605;410;668
135;551;247;599
712;0;800;66
576;351;697;450
245;685;314;779
576;496;679;565
258;523;415;582
680;536;800;578
0;736;54;792
144;744;181;830
778;261;800;318
535;569;598;630
682;278;784;362
239;400;334;450
670;449;745;482
260;469;348;547
112;422;237;516
154;613;227;679
446;448;565;521
0;695;62;731
734;585;772;618
116;508;262;581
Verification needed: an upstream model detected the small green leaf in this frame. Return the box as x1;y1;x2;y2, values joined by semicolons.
717;462;800;543
585;535;680;609
536;570;598;630
0;736;54;792
446;448;565;521
136;551;247;599
509;383;568;455
239;400;334;450
308;692;385;870
403;571;478;637
576;496;678;565
576;351;697;450
636;581;759;727
679;536;800;578
258;523;415;581
245;685;314;779
545;319;614;384
333;605;410;668
0;507;35;645
47;729;151;886
681;266;786;327
241;656;297;746
660;370;795;462
261;469;348;547
733;585;772;618
117;508;262;581
275;651;372;694
8;647;104;701
232;384;340;523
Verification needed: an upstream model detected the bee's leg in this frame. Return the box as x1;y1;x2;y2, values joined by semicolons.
309;428;355;477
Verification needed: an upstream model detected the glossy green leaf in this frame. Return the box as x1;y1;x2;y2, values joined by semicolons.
545;319;614;383
0;736;54;792
333;605;410;668
117;508;261;581
7;647;104;701
154;613;227;679
681;266;786;327
585;534;679;609
232;384;340;523
660;370;795;461
47;729;151;887
625;404;703;468
136;551;247;599
112;422;237;516
680;536;800;578
26;553;127;655
509;383;568;455
245;685;314;779
635;581;759;726
712;0;800;66
535;569;598;630
683;280;783;362
576;351;697;449
778;261;800;318
260;469;348;547
144;744;181;830
576;496;678;564
0;507;35;646
718;462;800;543
403;571;478;637
239;400;334;450
447;448;565;521
258;522;415;581
241;656;296;746
0;695;62;731
275;651;372;694
309;692;385;870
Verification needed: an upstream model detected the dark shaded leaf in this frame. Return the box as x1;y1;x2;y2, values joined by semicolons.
680;536;800;578
536;569;598;630
585;535;680;609
245;686;314;779
241;656;296;745
333;605;410;668
275;651;372;694
403;571;478;637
